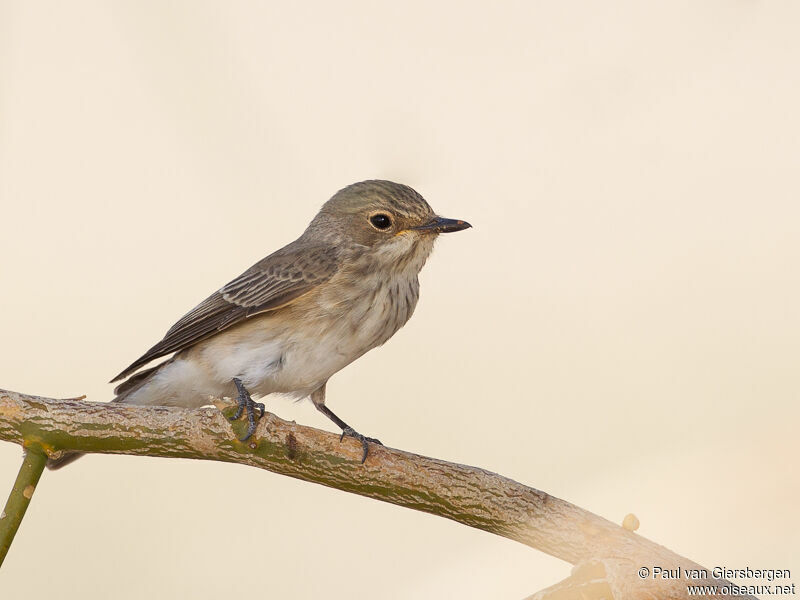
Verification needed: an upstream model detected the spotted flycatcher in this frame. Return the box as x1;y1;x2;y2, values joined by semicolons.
48;180;470;468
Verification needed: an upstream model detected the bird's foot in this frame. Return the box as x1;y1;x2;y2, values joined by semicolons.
340;427;383;463
230;378;265;441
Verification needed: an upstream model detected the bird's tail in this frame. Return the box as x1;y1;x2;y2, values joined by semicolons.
46;451;86;470
46;363;167;470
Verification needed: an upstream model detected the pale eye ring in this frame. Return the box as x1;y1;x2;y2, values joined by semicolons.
369;213;393;230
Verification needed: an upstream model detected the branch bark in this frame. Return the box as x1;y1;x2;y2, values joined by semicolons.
0;388;752;599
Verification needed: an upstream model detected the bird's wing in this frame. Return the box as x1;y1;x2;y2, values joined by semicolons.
110;242;340;383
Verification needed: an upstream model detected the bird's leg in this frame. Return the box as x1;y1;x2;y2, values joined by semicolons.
311;386;382;463
230;377;265;441
339;424;383;464
310;385;383;463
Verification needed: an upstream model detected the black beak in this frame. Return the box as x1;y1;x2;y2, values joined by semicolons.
410;216;472;234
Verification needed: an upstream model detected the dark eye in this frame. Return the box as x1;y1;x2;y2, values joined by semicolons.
369;213;392;230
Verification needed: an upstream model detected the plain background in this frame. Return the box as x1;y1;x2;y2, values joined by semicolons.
1;1;798;598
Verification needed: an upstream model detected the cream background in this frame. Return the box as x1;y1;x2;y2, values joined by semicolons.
1;1;798;598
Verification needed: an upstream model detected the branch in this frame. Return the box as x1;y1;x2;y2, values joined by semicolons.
0;447;46;565
0;389;751;599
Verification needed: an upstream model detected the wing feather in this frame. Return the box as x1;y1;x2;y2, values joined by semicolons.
110;242;340;383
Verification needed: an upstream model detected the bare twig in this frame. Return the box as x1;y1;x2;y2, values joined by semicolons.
0;389;752;599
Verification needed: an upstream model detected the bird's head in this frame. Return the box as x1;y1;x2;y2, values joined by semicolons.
307;180;471;271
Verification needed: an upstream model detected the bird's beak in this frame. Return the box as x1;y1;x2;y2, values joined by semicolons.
409;216;472;234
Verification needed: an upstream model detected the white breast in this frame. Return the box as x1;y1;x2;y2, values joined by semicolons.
261;268;420;398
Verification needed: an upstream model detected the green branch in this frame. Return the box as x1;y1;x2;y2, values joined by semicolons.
0;447;47;566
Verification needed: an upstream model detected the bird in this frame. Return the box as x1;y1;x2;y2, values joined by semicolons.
47;180;471;469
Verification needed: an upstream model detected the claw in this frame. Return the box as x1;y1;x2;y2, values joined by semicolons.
230;378;265;442
230;402;245;422
340;426;383;463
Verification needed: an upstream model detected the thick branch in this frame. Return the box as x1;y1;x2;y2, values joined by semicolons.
0;389;750;599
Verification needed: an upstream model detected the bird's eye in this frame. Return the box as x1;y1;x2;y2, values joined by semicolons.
369;213;392;230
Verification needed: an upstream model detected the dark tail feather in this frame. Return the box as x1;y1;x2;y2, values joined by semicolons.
47;452;86;470
113;363;163;397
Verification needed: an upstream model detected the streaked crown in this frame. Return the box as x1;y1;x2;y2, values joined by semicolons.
322;180;433;220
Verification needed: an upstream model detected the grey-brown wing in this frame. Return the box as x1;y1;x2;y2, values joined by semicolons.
110;243;340;383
